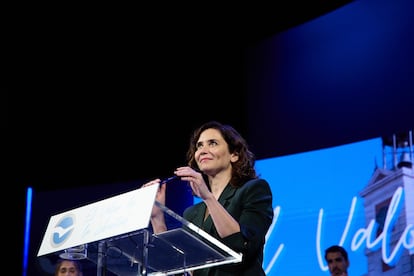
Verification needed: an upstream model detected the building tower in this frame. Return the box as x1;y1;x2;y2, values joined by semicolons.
360;130;414;276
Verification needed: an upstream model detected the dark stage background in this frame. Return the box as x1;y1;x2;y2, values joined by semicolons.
9;0;413;275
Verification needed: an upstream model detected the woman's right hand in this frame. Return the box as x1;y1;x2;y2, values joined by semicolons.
142;179;167;233
142;179;165;217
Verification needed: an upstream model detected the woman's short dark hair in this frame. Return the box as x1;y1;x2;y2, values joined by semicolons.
186;121;257;187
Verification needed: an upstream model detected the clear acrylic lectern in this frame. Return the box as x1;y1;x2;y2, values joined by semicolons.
86;201;242;275
38;184;242;276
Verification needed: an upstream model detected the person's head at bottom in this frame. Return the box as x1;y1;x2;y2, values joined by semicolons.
325;245;349;276
55;259;83;276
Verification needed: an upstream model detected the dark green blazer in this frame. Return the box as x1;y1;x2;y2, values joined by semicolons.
183;178;274;276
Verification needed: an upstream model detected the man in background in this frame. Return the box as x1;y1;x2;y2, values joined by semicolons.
325;245;350;276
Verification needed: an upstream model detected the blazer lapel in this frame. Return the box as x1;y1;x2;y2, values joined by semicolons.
201;184;237;232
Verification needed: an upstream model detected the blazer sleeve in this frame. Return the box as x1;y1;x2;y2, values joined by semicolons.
221;178;274;261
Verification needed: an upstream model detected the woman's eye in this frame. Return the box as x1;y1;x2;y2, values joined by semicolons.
209;140;218;146
196;140;217;149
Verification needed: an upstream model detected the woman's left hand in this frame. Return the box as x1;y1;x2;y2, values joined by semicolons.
175;166;211;200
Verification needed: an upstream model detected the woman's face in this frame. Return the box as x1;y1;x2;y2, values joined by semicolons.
195;128;238;175
56;260;81;276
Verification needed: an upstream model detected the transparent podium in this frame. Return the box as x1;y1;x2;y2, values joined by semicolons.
37;184;242;275
86;202;242;275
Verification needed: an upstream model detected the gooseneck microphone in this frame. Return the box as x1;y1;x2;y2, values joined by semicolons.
160;175;179;185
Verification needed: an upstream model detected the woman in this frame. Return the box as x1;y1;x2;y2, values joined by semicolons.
146;121;274;275
54;259;83;276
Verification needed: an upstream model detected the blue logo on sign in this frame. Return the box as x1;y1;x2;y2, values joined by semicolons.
52;215;75;246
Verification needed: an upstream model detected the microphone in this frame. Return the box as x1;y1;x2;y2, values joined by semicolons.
160;175;179;185
160;168;202;185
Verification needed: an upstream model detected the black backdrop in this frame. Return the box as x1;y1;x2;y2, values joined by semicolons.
10;0;357;191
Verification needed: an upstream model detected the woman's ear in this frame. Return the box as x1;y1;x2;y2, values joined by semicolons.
230;152;239;163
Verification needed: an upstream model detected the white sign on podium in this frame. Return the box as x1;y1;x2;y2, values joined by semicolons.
37;184;159;257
